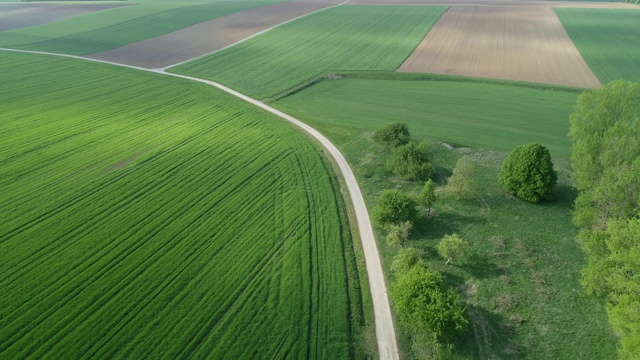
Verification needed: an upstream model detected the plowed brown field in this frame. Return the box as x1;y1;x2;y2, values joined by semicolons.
88;1;340;69
0;3;127;32
398;6;602;88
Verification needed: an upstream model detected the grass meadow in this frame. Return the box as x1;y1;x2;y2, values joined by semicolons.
0;1;277;55
274;76;580;159
555;8;640;83
0;52;371;359
274;76;616;358
171;6;447;99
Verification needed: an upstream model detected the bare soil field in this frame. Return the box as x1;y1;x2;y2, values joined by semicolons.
88;1;341;69
348;0;638;8
0;3;127;32
398;6;602;88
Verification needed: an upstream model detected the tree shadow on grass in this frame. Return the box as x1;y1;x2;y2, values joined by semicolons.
545;184;578;211
413;211;484;241
451;304;525;360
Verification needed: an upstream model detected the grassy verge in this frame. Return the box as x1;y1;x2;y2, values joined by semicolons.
555;8;640;83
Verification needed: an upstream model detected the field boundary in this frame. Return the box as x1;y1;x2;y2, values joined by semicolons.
159;0;351;71
0;46;399;360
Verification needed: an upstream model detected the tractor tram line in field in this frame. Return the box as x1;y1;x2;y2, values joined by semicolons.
0;43;400;360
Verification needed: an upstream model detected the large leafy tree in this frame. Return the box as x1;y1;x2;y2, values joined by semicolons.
499;143;557;203
373;122;411;148
569;80;640;358
391;141;433;181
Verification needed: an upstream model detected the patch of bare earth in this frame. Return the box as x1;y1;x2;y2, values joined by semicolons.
398;6;602;88
0;3;128;32
348;0;638;8
87;1;340;69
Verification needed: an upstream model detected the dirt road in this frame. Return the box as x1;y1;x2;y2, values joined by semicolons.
0;46;400;360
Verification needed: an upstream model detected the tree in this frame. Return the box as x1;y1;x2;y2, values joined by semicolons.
373;122;411;148
570;80;640;231
372;189;418;226
588;217;640;359
391;247;425;274
498;143;558;203
437;234;471;265
391;266;468;342
446;155;475;199
391;141;434;181
569;80;640;358
387;221;412;248
418;179;437;217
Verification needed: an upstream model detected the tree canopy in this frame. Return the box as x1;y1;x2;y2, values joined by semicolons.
373;122;411;148
372;189;418;226
446;155;476;199
499;143;557;203
391;141;433;181
391;266;468;342
569;80;640;359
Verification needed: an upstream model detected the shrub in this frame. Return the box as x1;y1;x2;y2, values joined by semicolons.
437;233;471;265
391;141;433;181
499;143;557;203
373;122;410;148
391;247;425;274
446;155;475;199
372;189;418;226
386;221;412;248
391;266;468;341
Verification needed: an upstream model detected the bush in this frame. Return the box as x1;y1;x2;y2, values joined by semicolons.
391;141;434;181
499;143;557;203
372;189;418;226
386;221;412;248
391;247;425;274
391;266;468;342
437;234;471;265
446;155;475;199
373;122;410;148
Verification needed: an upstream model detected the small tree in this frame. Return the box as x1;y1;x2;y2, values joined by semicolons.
372;189;418;227
391;141;434;181
447;155;475;199
437;233;471;265
391;266;468;342
387;221;412;248
418;179;437;217
391;247;425;274
373;122;410;148
499;143;558;203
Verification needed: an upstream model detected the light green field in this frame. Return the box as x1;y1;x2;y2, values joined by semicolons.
0;1;277;55
0;52;368;359
555;8;640;83
274;76;579;159
171;5;447;99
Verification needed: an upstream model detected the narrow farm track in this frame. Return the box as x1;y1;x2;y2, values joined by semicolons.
0;46;400;360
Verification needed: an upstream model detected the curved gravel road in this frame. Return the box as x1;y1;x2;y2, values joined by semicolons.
0;47;399;360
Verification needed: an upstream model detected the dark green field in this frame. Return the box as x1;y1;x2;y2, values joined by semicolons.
0;52;368;359
555;8;640;83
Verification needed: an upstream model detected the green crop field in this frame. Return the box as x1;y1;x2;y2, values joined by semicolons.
0;52;368;359
274;76;579;159
171;5;447;99
0;1;277;55
555;8;640;83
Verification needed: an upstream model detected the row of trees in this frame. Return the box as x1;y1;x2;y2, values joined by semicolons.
569;80;640;358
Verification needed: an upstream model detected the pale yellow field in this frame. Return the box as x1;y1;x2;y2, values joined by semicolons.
88;1;339;69
398;6;602;88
